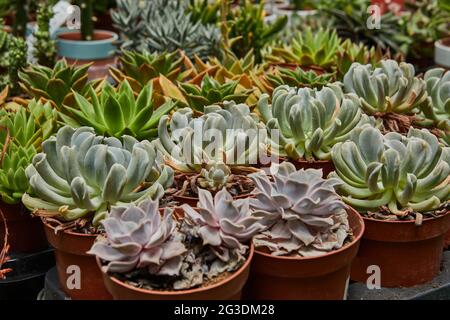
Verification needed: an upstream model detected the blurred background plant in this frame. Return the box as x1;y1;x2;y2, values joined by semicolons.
33;0;57;68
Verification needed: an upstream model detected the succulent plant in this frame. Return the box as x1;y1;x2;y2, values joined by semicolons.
330;126;450;216
249;162;350;257
33;0;56;68
179;75;254;112
264;28;340;72
22;126;174;225
5;35;27;96
113;0;221;61
155;102;266;180
417;68;450;129
258;84;375;161
226;1;288;63
19;59;104;109
263;67;335;92
187;0;221;25
197;161;232;192
182;188;264;261
60;80;176;140
0;101;58;204
325;7;410;54
110;50;186;91
88;200;186;274
343;60;428;131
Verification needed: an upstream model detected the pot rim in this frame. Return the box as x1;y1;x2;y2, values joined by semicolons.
435;37;450;49
254;206;364;262
56;29;118;44
97;243;254;296
41;216;100;239
361;209;450;225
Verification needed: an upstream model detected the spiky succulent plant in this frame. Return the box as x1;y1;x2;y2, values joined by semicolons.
182;188;264;261
110;50;186;92
330;126;450;216
88;200;186;274
264;28;340;72
22;126;174;225
113;0;221;60
179;76;254;112
258;84;375;161
418;68;450;129
249;162;350;257
264;67;335;91
0;101;58;204
343;60;428;131
19;59;103;109
60;80;176;140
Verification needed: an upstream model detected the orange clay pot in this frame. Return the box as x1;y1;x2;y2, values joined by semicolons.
97;244;254;300
244;206;364;300
0;201;47;253
351;210;450;287
42;219;112;300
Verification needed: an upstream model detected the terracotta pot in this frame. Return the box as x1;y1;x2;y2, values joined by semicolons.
351;210;450;287
97;244;254;300
42;220;112;300
56;30;118;80
244;206;364;300
444;230;450;250
0;201;47;253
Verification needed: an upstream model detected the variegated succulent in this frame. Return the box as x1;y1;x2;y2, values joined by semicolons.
343;60;427;118
330;126;450;217
182;188;264;262
250;162;350;257
418;68;450;129
258;84;375;161
88;200;186;275
60;80;176;140
22;126;174;225
179;76;254;112
155;103;267;191
18;59;104;108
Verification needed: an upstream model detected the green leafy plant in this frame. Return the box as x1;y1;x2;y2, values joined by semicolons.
226;1;287;62
179;75;254;112
258;84;375;161
264;27;340;72
5;36;27;95
19;59;103;109
61;80;176;140
264;67;334;91
330;125;450;217
33;0;57;67
187;0;221;25
249;162;350;257
22;126;174;225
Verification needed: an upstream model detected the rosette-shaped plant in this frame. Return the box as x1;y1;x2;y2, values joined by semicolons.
330;126;450;216
0;101;58;204
60;80;175;140
88;200;186;274
249;162;350;257
155;102;266;191
22;126;174;225
179;76;254;112
18;59;104;108
343;60;427;131
110;50;186;92
264;28;340;72
264;67;334;92
182;188;264;261
418;68;450;129
258;84;374;161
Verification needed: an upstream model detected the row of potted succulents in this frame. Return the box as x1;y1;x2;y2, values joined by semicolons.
0;0;448;300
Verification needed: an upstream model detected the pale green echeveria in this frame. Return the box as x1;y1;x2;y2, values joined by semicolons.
155;102;267;190
88;200;186;275
22;126;174;225
249;162;349;257
330;125;450;216
343;60;427;115
418;68;450;129
181;188;264;262
258;84;376;161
